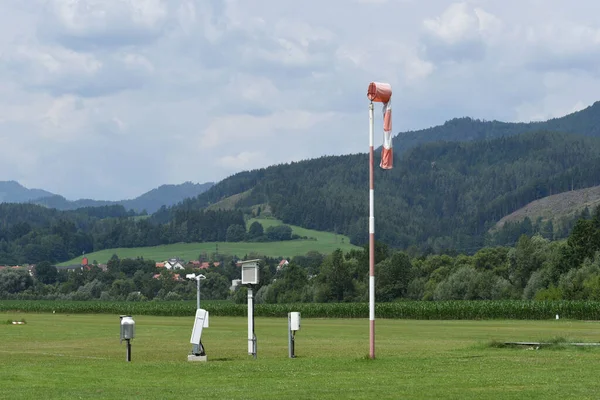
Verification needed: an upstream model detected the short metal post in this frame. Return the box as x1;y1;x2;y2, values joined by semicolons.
288;313;296;358
126;339;131;362
248;287;257;359
253;289;257;359
192;277;202;355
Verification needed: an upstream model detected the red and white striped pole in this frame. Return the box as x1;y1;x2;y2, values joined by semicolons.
368;101;376;359
367;81;392;360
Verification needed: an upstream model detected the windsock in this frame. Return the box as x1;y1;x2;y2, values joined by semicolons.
367;82;393;169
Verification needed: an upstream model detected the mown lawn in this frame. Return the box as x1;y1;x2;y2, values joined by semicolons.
2;313;600;399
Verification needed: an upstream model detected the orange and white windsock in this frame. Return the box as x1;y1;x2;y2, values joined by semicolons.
367;82;393;169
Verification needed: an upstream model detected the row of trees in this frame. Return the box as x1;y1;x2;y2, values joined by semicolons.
226;222;294;242
1;257;233;302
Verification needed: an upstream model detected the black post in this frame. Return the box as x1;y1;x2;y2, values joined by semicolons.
291;331;295;358
126;339;131;362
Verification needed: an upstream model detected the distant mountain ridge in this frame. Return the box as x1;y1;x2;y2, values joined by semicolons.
0;181;54;203
393;101;600;154
0;181;214;213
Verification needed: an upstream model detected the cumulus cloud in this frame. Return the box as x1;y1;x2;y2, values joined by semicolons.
3;44;154;96
2;0;600;199
421;2;503;62
41;0;170;49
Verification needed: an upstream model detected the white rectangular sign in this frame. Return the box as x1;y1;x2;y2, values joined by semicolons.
190;309;209;344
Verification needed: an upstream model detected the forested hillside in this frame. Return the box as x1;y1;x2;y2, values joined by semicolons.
393;101;600;154
167;131;600;253
0;203;244;265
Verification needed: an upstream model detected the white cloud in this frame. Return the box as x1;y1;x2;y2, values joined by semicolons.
2;0;600;200
423;2;481;45
201;110;334;148
44;0;169;48
421;2;504;62
217;151;266;170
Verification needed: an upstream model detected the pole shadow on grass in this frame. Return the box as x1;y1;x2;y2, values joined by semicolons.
487;337;600;351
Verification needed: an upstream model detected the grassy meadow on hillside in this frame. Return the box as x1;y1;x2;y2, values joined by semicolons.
2;313;600;399
246;217;352;245
58;218;357;266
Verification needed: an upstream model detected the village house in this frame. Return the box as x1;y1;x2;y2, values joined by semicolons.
199;261;221;269
56;265;83;273
230;279;242;291
152;273;184;281
0;265;34;276
79;257;108;272
163;258;186;270
277;259;289;271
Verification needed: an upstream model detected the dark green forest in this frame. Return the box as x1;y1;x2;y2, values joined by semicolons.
393;100;600;154
169;131;600;253
0;204;245;265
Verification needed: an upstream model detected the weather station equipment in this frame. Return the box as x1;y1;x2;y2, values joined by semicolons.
288;312;301;358
119;315;135;362
187;273;209;362
240;259;260;359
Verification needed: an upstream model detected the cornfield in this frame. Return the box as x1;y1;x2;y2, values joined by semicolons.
2;300;600;320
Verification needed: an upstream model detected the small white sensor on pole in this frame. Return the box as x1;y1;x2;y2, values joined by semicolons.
240;259;260;359
288;312;301;358
187;273;208;361
119;315;135;362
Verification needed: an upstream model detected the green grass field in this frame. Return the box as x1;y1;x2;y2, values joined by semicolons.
247;217;353;245
58;218;357;266
2;313;600;399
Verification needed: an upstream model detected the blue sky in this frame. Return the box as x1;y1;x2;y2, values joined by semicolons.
2;0;600;200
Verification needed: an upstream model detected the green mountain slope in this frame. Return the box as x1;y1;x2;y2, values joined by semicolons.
166;131;600;253
393;101;600;154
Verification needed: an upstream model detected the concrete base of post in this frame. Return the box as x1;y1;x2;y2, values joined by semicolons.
187;355;208;362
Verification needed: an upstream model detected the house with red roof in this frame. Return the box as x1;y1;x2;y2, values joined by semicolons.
277;259;289;271
152;273;184;281
198;261;220;269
